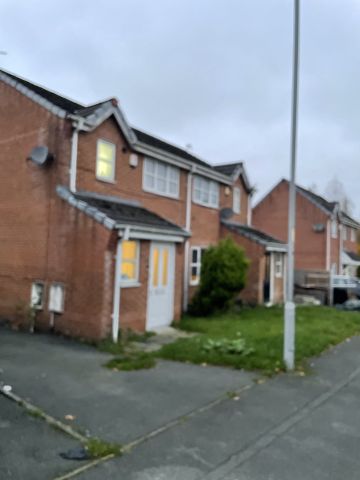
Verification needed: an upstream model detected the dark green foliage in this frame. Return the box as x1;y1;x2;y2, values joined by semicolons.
189;238;249;316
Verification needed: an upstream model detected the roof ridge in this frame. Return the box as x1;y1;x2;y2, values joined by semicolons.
0;68;84;113
131;126;212;167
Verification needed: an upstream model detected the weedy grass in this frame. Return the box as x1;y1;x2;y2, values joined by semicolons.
157;306;360;375
85;438;122;458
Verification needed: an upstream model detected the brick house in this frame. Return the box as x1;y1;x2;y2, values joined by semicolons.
0;69;286;340
253;179;360;278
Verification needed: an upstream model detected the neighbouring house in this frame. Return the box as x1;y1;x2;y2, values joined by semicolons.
253;179;360;281
0;69;286;340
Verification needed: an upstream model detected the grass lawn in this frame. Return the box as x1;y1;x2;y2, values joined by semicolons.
157;306;360;375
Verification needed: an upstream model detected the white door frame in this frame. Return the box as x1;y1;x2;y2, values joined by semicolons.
146;241;175;330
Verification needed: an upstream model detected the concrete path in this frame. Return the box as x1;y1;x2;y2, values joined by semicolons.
1;327;360;479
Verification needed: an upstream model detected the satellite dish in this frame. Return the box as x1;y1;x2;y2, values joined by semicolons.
220;208;234;220
28;146;53;166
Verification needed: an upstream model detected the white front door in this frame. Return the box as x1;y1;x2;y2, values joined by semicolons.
147;242;175;330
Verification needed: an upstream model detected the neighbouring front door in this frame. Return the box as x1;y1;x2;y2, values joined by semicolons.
147;242;175;330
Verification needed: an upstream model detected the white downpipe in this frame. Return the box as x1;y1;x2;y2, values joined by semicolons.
69;119;84;193
183;169;193;311
112;227;130;342
338;224;343;274
326;220;331;271
247;193;252;226
269;253;275;305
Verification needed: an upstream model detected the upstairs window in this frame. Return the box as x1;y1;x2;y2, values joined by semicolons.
351;228;356;242
190;247;207;286
96;140;116;182
193;176;219;208
233;187;241;214
331;220;338;239
143;158;180;198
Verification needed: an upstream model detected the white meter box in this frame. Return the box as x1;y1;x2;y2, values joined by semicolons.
48;283;65;313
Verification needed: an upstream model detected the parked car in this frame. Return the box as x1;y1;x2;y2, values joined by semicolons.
332;275;360;303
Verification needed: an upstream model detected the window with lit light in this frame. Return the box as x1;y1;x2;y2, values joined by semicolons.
96;140;116;182
121;241;140;284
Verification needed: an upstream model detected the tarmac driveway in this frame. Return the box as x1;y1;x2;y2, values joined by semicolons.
0;328;254;444
2;326;360;480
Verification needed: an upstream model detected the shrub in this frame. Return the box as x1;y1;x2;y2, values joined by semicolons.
189;237;249;316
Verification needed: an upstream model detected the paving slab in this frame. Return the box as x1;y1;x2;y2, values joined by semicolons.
0;328;255;444
0;395;80;480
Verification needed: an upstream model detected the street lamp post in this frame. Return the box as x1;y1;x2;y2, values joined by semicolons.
284;0;300;370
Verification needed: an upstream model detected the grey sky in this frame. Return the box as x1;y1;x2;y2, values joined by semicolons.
1;0;359;216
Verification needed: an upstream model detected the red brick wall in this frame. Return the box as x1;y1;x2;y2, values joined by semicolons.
76;119;187;228
0;79;69;321
220;225;266;304
220;176;250;225
44;199;116;339
253;180;329;271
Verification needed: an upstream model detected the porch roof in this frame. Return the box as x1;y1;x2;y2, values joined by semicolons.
57;186;190;240
222;220;287;252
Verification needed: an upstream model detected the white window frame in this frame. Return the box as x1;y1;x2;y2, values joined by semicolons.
143;158;180;199
350;228;356;242
192;175;219;208
120;240;141;287
233;187;241;214
331;220;338;239
190;246;207;286
342;226;347;241
96;139;116;182
274;253;283;278
30;281;45;310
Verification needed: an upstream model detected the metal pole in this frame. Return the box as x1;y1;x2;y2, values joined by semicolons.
284;0;300;370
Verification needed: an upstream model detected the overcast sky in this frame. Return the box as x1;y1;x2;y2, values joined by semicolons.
1;0;359;216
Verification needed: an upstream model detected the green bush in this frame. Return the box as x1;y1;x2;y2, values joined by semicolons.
189;237;249;316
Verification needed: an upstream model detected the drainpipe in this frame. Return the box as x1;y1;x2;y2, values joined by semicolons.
326;219;331;271
183;168;194;311
338;223;343;275
247;191;253;226
112;226;130;342
69;118;84;193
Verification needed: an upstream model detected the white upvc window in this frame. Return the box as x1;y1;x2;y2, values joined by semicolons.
350;228;356;242
96;139;116;182
331;220;338;239
190;246;207;286
193;175;219;208
343;226;347;241
143;158;180;198
120;241;140;286
274;253;283;278
30;281;45;310
233;187;241;214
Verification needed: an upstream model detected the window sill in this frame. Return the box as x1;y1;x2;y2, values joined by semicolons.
120;282;141;289
96;176;116;184
192;199;219;210
142;186;180;200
